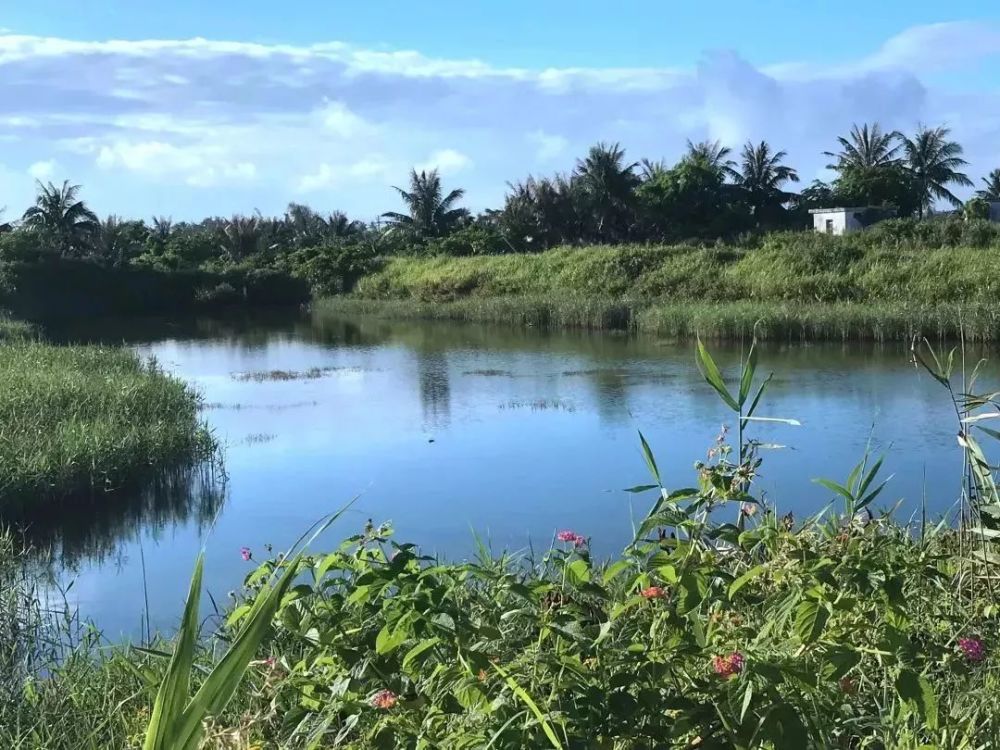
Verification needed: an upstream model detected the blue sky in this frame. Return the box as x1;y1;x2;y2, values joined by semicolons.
1;2;999;219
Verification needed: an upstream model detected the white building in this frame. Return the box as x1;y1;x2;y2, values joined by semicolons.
809;207;872;236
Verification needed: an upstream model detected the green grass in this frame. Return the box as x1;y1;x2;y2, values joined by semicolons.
332;234;1000;340
0;341;214;509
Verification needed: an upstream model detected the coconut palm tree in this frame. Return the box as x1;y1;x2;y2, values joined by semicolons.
95;215;142;267
219;214;261;263
901;125;973;217
976;169;1000;200
825;123;901;172
325;210;365;238
574;142;640;240
639;158;669;182
736;141;799;222
683;140;739;180
151;216;174;242
21;180;99;256
382;169;468;238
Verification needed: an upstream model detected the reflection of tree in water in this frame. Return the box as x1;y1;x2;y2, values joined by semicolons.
589;369;630;425
3;463;226;571
416;351;451;431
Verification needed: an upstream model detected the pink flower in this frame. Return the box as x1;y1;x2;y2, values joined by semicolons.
240;547;252;562
712;651;745;678
959;636;986;663
556;530;586;547
640;586;666;599
371;689;398;709
740;502;758;517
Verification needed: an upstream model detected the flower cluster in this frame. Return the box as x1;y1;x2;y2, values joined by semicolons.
556;530;587;547
371;689;399;709
640;586;667;599
959;636;986;663
712;651;745;678
240;547;252;562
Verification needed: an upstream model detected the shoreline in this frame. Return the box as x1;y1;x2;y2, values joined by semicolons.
316;296;1000;343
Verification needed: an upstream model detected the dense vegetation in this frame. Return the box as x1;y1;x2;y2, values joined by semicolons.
0;121;997;322
321;223;1000;340
5;340;1000;747
0;340;214;509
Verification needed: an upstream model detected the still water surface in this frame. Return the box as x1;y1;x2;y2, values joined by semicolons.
27;312;987;636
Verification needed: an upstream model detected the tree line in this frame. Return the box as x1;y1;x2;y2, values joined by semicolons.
2;121;1000;273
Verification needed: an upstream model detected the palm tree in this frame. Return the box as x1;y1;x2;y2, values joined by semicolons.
639;158;669;181
574;142;640;240
735;141;799;224
95;215;140;267
325;210;365;238
22;180;99;256
976;169;1000;200
151;216;174;242
382;169;468;238
901;125;972;217
683;139;739;180
219;214;261;263
824;123;901;172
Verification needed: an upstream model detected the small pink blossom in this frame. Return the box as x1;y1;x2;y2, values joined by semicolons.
371;689;398;709
740;502;758;517
712;651;745;678
556;530;587;547
240;547;252;562
640;586;666;599
959;636;986;663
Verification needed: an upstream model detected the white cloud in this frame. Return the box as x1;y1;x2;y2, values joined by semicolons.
416;149;472;175
528;131;569;162
27;159;56;180
297;155;395;193
0;24;995;218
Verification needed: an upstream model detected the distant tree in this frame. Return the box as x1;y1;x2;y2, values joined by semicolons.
976;169;1000;200
21;180;99;256
825;123;902;172
498;175;586;250
382;169;468;239
573;142;640;241
901;125;972;218
95;215;146;266
219;214;262;264
798;180;836;209
637;158;741;240
325;210;365;238
735;140;799;226
150;216;174;242
682;139;739;181
964;197;991;222
638;158;669;182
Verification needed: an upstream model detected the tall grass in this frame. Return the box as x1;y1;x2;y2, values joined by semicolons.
335;235;1000;340
0;342;214;509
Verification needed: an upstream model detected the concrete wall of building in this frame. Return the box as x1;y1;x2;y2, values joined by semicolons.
812;210;863;236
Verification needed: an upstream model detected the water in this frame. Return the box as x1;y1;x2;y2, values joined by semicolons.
19;311;987;637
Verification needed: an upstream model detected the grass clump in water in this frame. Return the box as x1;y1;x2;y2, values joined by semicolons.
0;341;214;509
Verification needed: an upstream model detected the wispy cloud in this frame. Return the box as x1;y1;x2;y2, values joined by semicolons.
0;24;997;218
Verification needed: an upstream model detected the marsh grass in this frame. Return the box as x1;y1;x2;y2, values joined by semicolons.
0;342;214;509
329;236;1000;341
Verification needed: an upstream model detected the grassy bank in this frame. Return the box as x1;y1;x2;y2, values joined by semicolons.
6;340;1000;747
0;341;214;509
334;234;1000;340
320;297;1000;342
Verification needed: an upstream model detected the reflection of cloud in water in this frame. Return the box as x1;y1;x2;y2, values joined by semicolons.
4;464;226;571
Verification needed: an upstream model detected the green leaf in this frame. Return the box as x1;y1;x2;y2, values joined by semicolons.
492;663;564;750
696;338;739;411
623;484;659;493
565;558;592;586
794;599;829;644
602;560;631;585
728;565;765;599
638;431;662;486
742;373;772;421
895;669;938;730
813;478;855;504
738;342;758;406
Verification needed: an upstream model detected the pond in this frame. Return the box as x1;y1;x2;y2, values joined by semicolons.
21;311;987;637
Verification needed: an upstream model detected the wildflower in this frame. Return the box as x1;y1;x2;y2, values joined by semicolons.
371;689;398;709
556;530;586;546
640;586;666;599
712;651;745;679
839;676;857;694
959;636;986;663
740;502;758;517
477;669;488;682
240;547;252;562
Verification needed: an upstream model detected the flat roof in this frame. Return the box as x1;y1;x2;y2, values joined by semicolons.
808;207;875;214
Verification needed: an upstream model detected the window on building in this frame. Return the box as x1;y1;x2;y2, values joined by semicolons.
825;219;834;234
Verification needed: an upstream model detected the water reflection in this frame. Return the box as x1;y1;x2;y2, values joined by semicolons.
416;351;451;431
5;464;226;570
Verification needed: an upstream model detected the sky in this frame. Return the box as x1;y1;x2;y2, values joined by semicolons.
1;1;999;221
